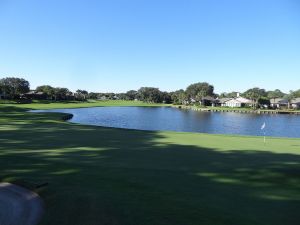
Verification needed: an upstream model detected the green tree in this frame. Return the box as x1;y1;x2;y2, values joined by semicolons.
36;85;55;100
243;88;267;109
88;92;99;99
291;89;300;98
116;93;127;100
76;89;88;101
170;89;187;104
138;87;162;103
54;88;70;100
219;92;238;98
125;90;138;100
186;82;214;105
0;77;30;99
267;89;285;102
160;92;172;104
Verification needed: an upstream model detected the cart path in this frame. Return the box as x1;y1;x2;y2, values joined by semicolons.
0;182;44;225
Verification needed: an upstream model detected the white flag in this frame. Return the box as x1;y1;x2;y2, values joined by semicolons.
261;122;266;130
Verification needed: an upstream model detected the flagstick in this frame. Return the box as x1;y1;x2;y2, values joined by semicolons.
261;122;266;145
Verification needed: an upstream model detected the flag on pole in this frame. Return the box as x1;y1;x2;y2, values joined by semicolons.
261;122;266;145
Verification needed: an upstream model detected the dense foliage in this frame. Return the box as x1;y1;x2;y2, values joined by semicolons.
186;82;214;101
0;77;30;99
1;77;299;107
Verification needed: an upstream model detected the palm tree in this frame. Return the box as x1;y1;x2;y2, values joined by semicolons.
267;89;285;108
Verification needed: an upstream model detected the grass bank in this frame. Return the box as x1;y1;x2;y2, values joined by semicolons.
0;104;299;225
0;100;170;110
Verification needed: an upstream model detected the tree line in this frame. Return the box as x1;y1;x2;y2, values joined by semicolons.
1;77;300;106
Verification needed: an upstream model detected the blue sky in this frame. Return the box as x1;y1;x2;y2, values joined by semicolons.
0;0;299;93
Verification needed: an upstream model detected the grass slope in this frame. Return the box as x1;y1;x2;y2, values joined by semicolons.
0;100;170;110
0;104;299;225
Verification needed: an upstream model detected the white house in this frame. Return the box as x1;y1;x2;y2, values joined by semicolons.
235;97;252;104
220;96;252;108
222;99;241;107
291;98;300;109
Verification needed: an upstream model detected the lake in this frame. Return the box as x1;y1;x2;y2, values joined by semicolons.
32;107;300;138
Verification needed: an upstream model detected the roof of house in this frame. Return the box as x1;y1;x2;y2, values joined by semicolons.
235;97;252;104
270;98;288;104
220;97;252;104
218;98;232;103
225;99;244;104
202;96;216;101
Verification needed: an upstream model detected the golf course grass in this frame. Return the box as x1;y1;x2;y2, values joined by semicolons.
0;101;299;225
0;100;170;110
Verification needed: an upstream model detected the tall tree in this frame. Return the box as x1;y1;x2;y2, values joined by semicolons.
267;89;285;102
88;92;99;99
0;77;30;99
219;92;239;98
186;82;214;105
171;89;186;104
76;89;88;101
243;88;267;109
160;92;172;104
125;90;138;100
138;87;162;103
36;85;55;100
54;88;70;100
291;89;300;98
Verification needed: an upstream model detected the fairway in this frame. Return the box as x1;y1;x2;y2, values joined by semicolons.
0;100;169;110
0;102;300;225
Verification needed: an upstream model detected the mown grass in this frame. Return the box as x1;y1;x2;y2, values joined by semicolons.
0;103;299;225
0;100;170;110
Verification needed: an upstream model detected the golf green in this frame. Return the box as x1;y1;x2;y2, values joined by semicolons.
0;102;299;225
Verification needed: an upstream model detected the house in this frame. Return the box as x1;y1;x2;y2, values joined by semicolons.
200;96;218;106
222;98;243;107
270;98;288;109
236;97;252;105
291;98;300;109
220;96;252;108
217;98;232;106
23;91;47;100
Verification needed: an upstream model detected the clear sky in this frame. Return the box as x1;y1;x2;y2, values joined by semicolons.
0;0;300;94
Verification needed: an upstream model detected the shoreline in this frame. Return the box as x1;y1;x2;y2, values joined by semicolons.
174;105;300;115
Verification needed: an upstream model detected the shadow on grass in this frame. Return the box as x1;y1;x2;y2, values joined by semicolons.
0;106;299;225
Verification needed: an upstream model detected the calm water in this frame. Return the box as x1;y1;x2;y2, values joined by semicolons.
32;107;300;138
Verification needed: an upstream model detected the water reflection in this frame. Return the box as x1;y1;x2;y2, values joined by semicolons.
32;107;300;138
